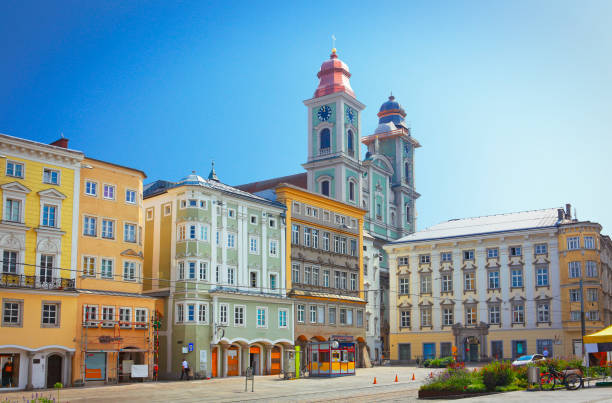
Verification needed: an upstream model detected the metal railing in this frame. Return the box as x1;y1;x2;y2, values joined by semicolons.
0;273;75;290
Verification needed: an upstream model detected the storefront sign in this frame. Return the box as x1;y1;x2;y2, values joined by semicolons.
188;343;194;352
330;335;353;342
99;336;123;343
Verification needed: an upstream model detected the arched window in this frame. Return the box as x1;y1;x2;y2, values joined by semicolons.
349;181;355;202
391;212;395;225
320;129;330;154
405;204;411;223
404;162;410;181
347;130;354;154
321;180;330;196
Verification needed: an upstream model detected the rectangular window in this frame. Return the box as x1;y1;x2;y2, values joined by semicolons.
6;161;24;178
441;252;452;262
328;306;336;324
102;219;114;239
420;273;431;294
187;304;195;322
350;239;357;257
123;261;136;281
42;204;57;227
567;237;580;250
256;307;267;327
400;310;410;328
488;270;500;289
346;309;353;325
587;288;598;302
537;303;550;323
312;267;319;286
536;266;549;286
569;288;580;302
227;233;235;248
100;258;113;279
234;305;244;326
489;305;500;324
509;246;522;257
317;305;325;324
197;304;207;323
356;310;363;327
250;215;257;225
119;307;132;327
323;270;330;287
420;308;432;327
419;254;430;264
187;262;196;279
291;224;299;244
125;189;136;204
350;273;357;291
5;199;21;222
310;305;317;323
219;304;228;325
249;237;258;254
84;180;98;196
2;251;17;273
512;304;525;324
189;225;196;240
269;239;278;256
201;225;208;241
292;264;300;284
176;304;184;323
297;304;305;323
178;262;185;280
570;311;580;321
103;184;115;200
102;306;115;322
569;261;581;278
441;274;452;292
124;223;136;243
535;243;548;255
334;270;341;289
463;250;474;260
41;303;59;327
304;266;311;285
584;236;595;249
84;304;98;322
341;272;347;289
303;227;311;247
279;309;288;328
269;273;276;290
340;237;347;255
585;261;597;277
323;232;330;251
398;256;409;265
250;271;257;288
399;277;410;295
587;310;600;321
312;229;319;249
340;308;347;324
442;308;453;326
333;236;340;253
487;248;499;258
199;262;208;281
43;168;60;185
466;306;477;325
82;256;96;276
511;268;523;287
83;216;97;236
464;272;475;291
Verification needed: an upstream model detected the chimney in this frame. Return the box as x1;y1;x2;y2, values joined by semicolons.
565;203;571;220
557;209;564;221
50;137;69;149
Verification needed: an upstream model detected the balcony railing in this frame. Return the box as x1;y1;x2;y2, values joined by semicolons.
0;273;75;290
319;147;331;156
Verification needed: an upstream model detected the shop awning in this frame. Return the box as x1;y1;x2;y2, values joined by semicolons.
584;325;612;344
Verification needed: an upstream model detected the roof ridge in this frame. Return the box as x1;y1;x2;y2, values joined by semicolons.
440;207;560;224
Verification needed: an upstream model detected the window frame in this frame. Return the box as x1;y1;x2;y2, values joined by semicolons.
5;160;24;178
2;298;23;327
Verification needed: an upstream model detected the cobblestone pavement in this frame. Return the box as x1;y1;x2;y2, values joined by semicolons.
2;366;611;403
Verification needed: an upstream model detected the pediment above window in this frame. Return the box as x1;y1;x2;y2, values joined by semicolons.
38;188;67;200
440;298;455;305
463;296;479;305
509;294;526;302
1;181;31;194
397;300;412;308
486;295;503;303
121;249;143;259
418;299;433;307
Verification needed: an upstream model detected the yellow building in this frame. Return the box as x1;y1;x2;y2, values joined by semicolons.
557;205;611;358
73;157;158;386
0;134;83;390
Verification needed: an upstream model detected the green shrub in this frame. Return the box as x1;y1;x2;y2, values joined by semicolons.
420;368;474;393
481;361;515;391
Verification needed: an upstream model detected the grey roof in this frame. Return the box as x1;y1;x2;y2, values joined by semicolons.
392;207;561;244
144;173;285;209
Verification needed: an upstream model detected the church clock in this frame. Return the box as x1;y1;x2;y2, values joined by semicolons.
317;105;332;121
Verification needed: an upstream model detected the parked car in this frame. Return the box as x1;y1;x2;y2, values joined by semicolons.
511;354;546;367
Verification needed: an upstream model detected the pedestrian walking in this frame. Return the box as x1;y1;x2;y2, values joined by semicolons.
180;359;190;380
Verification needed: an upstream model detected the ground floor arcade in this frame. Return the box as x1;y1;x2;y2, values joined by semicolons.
0;345;74;391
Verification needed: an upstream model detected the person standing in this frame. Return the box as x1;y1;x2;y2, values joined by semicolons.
543;348;549;359
2;359;13;387
180;359;189;380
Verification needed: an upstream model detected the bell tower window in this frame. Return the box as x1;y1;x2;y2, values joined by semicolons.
405;204;411;223
349;181;355;202
404;162;410;182
321;180;330;197
320;129;331;155
347;130;354;155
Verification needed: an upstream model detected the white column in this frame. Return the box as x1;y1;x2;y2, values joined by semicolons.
476;246;487;322
221;198;228;285
262;212;268;291
431;251;441;330
499;244;511;328
216;345;222;378
410;252;419;330
222;347;228;377
452;248;463;324
211;199;218;285
523;241;535;327
237;205;245;287
280;224;286;295
549;237;562;327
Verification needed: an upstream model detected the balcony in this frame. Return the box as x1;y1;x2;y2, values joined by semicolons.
0;273;75;290
319;147;331;156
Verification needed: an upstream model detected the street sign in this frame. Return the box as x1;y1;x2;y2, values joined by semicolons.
188;343;194;352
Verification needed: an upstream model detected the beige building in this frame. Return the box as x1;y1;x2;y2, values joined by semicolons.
385;208;564;363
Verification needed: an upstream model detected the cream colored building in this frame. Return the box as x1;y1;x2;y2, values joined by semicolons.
385;208;565;363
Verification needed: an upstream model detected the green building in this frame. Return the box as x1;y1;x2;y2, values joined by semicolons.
143;167;293;378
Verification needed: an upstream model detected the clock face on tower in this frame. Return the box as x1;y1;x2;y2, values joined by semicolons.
317;105;332;121
346;107;355;125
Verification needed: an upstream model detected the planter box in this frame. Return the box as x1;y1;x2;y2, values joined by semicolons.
418;389;499;399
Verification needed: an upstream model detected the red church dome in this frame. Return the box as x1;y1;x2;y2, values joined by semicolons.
314;49;355;98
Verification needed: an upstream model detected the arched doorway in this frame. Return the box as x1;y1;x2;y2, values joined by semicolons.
249;346;261;375
46;354;62;388
270;346;281;375
464;336;480;362
227;346;240;376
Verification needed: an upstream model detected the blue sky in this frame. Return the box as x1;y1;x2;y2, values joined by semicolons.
1;1;611;232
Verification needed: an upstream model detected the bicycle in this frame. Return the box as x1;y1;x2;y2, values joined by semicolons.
539;365;582;390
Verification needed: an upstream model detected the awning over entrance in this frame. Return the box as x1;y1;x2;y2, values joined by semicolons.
584;325;612;344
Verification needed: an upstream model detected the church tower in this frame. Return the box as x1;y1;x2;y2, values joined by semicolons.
361;95;421;240
303;49;365;207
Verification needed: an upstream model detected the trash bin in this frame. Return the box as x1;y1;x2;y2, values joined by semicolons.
527;366;540;384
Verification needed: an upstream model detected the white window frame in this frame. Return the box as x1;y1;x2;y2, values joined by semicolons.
42;167;60;185
256;306;268;328
219;303;229;325
84;180;98;196
119;307;132;328
5;160;24;178
233;304;245;327
124;222;137;243
249;236;259;254
269;239;278;257
567;237;580;250
123;260;137;281
163;203;172;216
278;308;288;328
101;218;115;239
125;189;137;204
297;304;305;323
103;183;116;200
197;303;208;325
82;255;97;277
584;236;595;249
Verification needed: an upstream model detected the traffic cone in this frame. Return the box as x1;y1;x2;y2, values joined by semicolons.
373;377;377;384
429;372;433;379
411;373;415;381
394;374;398;383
